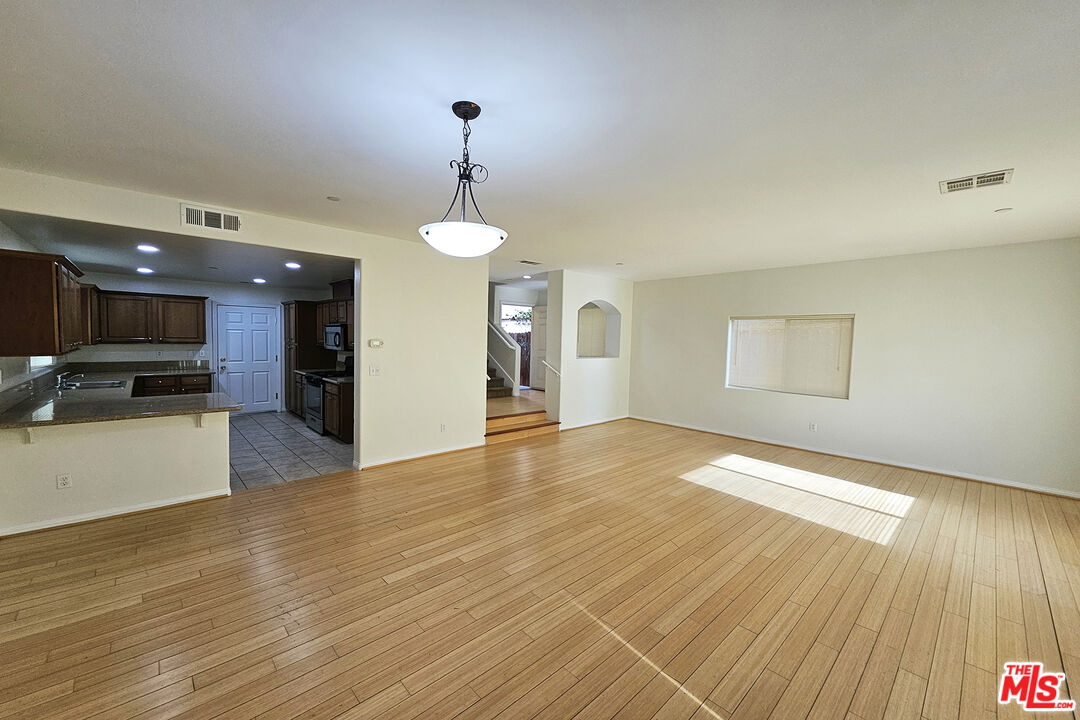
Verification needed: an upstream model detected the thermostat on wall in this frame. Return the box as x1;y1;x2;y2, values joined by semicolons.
368;338;384;348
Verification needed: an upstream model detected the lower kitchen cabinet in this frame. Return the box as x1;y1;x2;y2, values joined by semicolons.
130;373;213;397
323;381;353;442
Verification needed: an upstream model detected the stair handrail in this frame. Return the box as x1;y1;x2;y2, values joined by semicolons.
541;359;561;378
487;351;513;384
487;320;516;350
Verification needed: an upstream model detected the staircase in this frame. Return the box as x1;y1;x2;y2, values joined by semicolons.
487;366;512;398
485;410;560;445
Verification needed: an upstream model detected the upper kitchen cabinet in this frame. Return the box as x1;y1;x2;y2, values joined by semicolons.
0;248;85;356
99;292;155;342
98;291;208;344
80;285;102;346
155;296;205;343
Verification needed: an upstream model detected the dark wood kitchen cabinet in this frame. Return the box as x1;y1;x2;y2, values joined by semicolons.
99;293;155;342
80;285;102;345
323;382;340;437
155;296;205;343
282;300;336;416
131;373;212;397
0;248;85;356
322;380;353;441
346;299;354;349
316;301;331;344
97;291;207;344
313;297;355;349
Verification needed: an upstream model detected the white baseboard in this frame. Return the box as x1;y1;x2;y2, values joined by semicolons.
361;441;486;469
628;415;1080;499
0;488;231;537
559;415;629;431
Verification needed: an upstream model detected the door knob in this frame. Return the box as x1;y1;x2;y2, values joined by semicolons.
219;357;226;362
219;366;226;373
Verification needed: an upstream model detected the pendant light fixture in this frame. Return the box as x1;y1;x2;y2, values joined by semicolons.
419;101;507;257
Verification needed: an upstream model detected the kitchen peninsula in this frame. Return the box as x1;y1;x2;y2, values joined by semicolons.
0;364;240;535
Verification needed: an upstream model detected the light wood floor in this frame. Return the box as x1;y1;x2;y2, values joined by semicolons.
486;388;545;418
1;419;1078;720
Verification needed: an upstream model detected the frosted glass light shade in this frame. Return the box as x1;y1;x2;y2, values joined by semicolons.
419;221;507;258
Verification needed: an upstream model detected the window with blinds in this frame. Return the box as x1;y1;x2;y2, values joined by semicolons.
727;315;854;399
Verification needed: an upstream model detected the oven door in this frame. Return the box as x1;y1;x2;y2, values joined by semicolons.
323;325;344;350
304;377;324;433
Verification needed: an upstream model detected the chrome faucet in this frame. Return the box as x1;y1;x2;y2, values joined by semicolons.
56;372;84;389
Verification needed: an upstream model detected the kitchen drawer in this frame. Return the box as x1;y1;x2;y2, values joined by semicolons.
140;387;177;396
142;375;179;387
324;382;340;396
180;374;211;386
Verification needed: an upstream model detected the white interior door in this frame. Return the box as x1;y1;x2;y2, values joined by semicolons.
215;305;279;414
531;306;547;390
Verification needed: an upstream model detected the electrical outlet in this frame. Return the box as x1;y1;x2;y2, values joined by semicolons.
56;473;72;489
369;364;381;376
808;422;817;432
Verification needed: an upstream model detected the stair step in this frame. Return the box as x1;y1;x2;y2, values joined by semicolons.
486;410;548;433
487;378;505;388
486;387;513;398
485;420;560;445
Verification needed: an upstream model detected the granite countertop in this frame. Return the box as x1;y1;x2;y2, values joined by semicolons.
131;369;213;378
295;369;353;384
0;370;241;429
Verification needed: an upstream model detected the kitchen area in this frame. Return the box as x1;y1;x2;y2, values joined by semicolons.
0;211;359;534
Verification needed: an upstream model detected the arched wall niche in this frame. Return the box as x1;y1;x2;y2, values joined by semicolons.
576;299;621;358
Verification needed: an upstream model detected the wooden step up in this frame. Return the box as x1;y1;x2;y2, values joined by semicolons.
486;410;548;434
486;387;513;398
485;413;560;444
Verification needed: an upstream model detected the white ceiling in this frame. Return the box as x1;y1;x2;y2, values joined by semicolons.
0;1;1077;282
0;211;355;290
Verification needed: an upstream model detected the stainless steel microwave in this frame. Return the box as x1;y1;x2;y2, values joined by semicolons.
323;324;346;350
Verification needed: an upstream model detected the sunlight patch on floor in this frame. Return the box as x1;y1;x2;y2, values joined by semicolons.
570;598;725;719
680;455;913;545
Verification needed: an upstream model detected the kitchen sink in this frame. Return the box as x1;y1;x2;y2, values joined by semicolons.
69;380;127;389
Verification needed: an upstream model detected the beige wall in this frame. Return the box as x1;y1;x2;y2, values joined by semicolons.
0;167;488;467
629;238;1080;496
0;413;229;535
550;270;634;429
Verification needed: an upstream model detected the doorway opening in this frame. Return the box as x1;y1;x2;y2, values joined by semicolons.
487;275;549;421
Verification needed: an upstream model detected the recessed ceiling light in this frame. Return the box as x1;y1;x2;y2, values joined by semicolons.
326;196;341;202
136;267;154;274
284;262;301;269
136;244;160;253
252;277;267;284
995;207;1014;213
522;275;532;279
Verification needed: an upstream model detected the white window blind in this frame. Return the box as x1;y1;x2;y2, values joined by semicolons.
727;315;854;399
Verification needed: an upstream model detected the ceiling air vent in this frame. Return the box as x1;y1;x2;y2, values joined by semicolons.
181;203;242;232
518;259;542;266
939;169;1013;194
